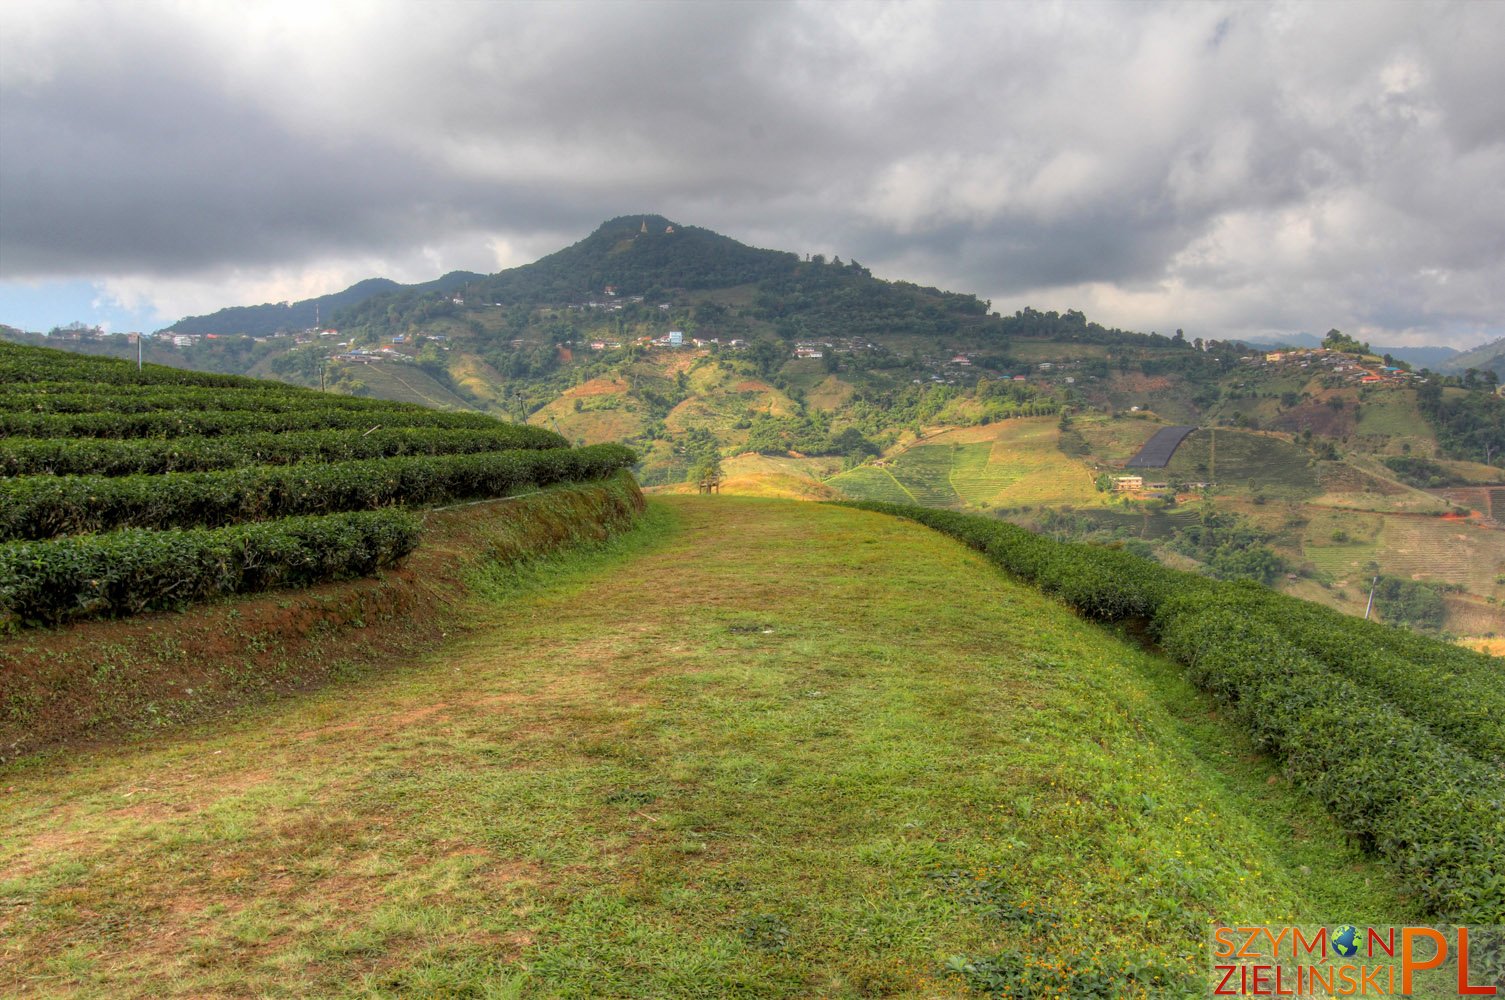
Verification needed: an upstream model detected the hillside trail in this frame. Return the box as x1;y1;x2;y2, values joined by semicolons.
0;497;1412;997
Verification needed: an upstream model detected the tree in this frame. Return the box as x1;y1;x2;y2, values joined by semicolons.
748;338;784;377
688;454;724;494
1374;576;1445;632
1322;329;1370;355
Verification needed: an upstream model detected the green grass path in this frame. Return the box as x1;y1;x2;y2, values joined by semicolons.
0;498;1418;998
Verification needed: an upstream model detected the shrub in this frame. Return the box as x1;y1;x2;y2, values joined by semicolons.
0;510;421;628
839;500;1505;922
0;444;638;539
0;425;568;477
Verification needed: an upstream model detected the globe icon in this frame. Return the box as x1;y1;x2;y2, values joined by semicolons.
1332;925;1360;959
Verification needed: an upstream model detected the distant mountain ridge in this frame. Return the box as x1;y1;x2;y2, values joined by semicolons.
334;215;1109;348
164;271;484;337
1439;337;1505;378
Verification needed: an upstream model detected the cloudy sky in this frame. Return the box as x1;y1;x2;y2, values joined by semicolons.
2;0;1502;347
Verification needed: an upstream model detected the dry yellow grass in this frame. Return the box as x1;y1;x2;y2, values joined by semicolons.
448;352;510;406
1461;636;1505;657
806;375;856;412
529;385;646;444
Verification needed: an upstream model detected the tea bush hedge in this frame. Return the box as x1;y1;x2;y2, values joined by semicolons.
0;406;502;439
0;510;421;628
841;501;1505;922
0;425;568;477
0;342;265;388
0;385;408;415
0;444;639;538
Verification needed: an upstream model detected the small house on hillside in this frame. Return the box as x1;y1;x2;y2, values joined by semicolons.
1113;475;1144;492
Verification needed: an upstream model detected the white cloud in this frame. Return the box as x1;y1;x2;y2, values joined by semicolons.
1;0;1502;347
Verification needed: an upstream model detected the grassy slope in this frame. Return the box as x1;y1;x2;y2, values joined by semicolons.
335;362;478;412
1;499;1420;998
0;477;646;760
829;420;1100;510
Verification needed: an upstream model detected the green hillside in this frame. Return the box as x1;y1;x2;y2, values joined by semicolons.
1440;335;1505;379
0;498;1430;997
5;219;1502;641
320;358;478;411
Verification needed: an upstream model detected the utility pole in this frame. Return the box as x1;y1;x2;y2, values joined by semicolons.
1364;575;1379;620
320;364;326;392
136;333;143;371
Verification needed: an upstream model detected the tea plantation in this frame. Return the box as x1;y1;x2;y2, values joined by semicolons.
845;500;1505;924
0;343;636;627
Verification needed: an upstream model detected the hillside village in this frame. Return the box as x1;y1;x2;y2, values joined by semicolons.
1249;346;1432;387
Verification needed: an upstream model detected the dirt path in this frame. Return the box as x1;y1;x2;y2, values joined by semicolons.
0;498;1413;998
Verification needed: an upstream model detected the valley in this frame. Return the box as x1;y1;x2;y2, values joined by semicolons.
0;339;1499;997
7;217;1503;646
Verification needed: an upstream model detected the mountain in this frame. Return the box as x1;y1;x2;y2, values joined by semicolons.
479;214;802;301
336;214;1017;345
1440;337;1505;378
164;270;485;337
6;215;1505;641
1239;331;1325;349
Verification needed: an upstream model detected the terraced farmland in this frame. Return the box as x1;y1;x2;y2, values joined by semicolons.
825;464;916;504
886;445;962;505
977;422;1099;506
328;359;476;411
828;420;1101;509
949;441;1019;503
1375;516;1505;593
1156;429;1319;497
1300;509;1505;601
1078;507;1200;541
0;342;637;628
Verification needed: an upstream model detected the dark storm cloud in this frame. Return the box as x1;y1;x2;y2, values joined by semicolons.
2;0;1503;344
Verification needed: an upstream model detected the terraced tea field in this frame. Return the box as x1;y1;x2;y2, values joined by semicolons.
823;464;915;504
948;442;1019;503
1156;429;1319;498
828;419;1100;510
0;342;636;630
887;445;962;506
